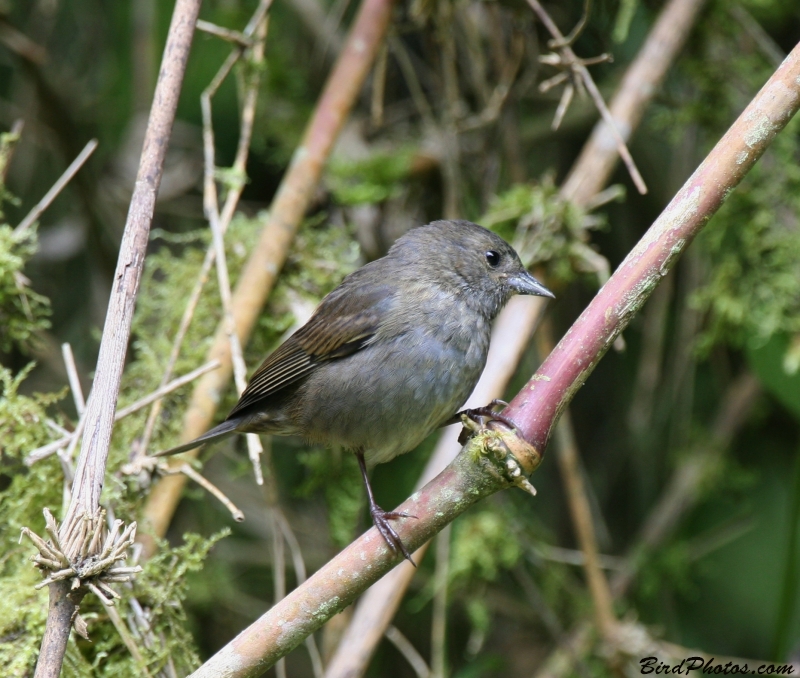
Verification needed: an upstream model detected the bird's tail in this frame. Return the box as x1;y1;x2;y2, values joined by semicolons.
151;419;240;457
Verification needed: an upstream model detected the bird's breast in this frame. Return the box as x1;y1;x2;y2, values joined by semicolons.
295;307;491;465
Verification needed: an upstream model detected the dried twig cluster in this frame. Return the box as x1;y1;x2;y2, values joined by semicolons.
20;508;142;637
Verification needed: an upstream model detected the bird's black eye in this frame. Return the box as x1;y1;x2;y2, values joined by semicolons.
485;250;501;268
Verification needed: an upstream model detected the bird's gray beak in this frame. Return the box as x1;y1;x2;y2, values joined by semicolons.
507;270;555;299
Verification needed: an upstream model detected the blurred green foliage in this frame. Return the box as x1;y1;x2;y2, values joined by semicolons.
0;132;50;355
0;224;52;353
692;115;800;356
327;147;418;206
482;173;619;286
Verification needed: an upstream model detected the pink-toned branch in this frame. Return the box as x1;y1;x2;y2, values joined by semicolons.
506;42;800;455
189;38;800;678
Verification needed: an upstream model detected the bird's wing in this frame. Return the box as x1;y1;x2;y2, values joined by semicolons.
227;282;393;417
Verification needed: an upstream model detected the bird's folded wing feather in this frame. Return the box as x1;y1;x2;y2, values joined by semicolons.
227;283;393;417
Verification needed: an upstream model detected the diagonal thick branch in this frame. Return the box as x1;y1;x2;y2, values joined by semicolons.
189;36;800;678
505;43;800;453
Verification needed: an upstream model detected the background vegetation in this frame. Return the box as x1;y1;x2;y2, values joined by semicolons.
1;0;800;675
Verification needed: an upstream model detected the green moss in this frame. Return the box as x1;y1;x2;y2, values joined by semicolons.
450;509;522;585
0;225;51;354
692;116;800;355
0;129;22;218
0;130;49;355
656;8;800;359
327;147;418;206
0;365;79;676
481;173;617;286
77;531;229;677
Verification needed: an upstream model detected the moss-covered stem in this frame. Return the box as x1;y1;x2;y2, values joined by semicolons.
189;434;522;678
33;1;201;675
505;42;800;455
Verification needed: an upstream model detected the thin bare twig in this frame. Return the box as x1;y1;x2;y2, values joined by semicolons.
729;4;784;68
371;43;388;127
548;0;592;49
388;35;436;126
196;19;254;48
457;32;525;133
552;411;616;636
286;0;345;57
61;343;85;415
431;525;451;678
255;448;287;678
32;2;201;670
0;20;48;64
200;10;270;485
385;626;431;678
118;361;222;420
527;0;647;194
15;139;98;234
561;0;708;204
612;372;761;597
138;0;272;461
273;510;325;678
438;0;462;220
102;602;155;677
160;464;245;522
535;320;617;641
25;361;220;465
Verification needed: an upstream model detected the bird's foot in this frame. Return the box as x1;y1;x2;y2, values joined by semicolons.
370;505;417;566
457;399;516;444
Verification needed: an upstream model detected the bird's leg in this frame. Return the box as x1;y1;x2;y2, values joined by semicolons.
355;450;417;566
445;398;516;430
461;398;516;429
449;399;517;445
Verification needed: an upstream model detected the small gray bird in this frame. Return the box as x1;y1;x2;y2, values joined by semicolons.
155;220;553;561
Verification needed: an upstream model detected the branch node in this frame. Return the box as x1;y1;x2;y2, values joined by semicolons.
22;508;143;630
461;418;543;490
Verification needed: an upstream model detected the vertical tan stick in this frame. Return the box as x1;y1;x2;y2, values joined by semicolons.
140;0;399;551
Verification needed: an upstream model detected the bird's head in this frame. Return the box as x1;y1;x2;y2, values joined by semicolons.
390;219;554;318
